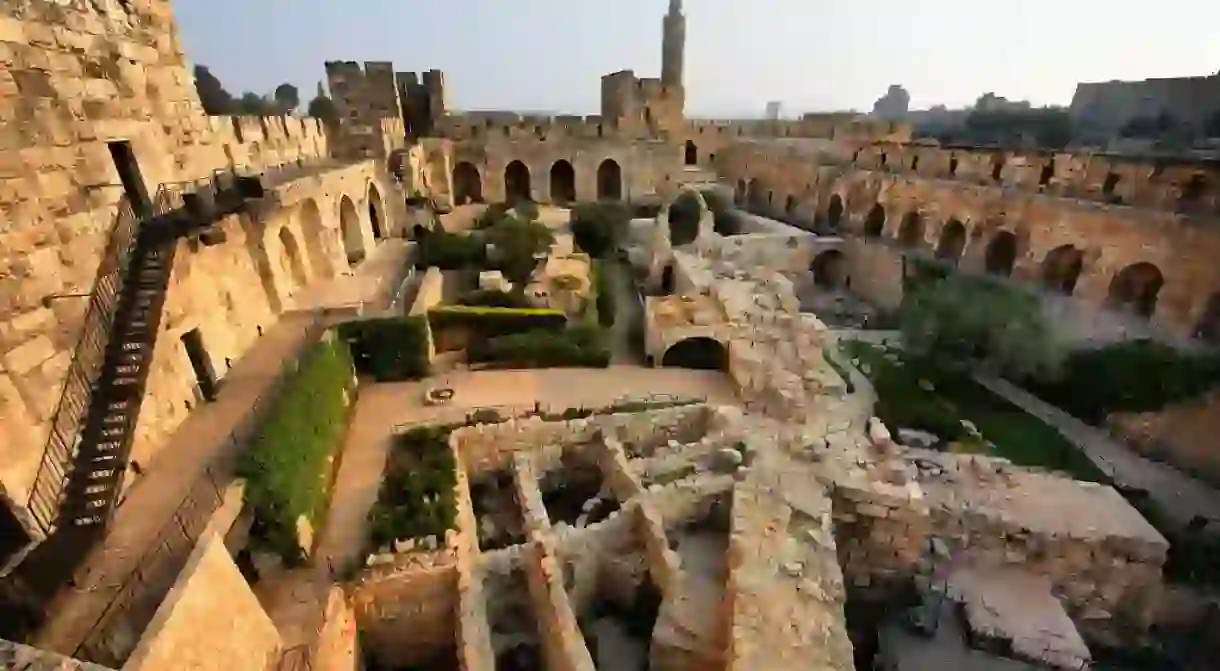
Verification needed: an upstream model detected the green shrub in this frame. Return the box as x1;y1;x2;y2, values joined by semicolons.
514;200;540;222
428;305;567;353
699;188;744;236
473;202;511;230
239;336;354;559
1026;340;1220;423
456;289;535;309
469;324;610;369
368;426;458;549
416;230;486;269
594;261;616;327
668;191;703;246
570;201;631;257
483;215;555;285
338;316;430;382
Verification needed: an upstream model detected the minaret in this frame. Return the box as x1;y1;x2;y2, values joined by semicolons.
661;0;685;88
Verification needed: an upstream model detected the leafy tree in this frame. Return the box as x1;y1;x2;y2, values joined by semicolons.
484;216;555;286
900;273;1064;380
699;188;744;236
307;94;339;128
570;201;631;257
273;83;300;114
236;91;275;115
193;64;233;115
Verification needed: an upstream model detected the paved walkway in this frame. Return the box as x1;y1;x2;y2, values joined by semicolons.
291;239;411;313
35;312;320;655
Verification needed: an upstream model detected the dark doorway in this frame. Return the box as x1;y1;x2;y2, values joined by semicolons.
504;160;531;203
897;212;924;248
984;230;1018;277
181;328;218;402
935;219;967;264
453;162;483;204
108;141;151;216
661;337;728;370
1040;245;1084;295
549;159;576;204
684;139;698;166
367;186;385;240
864;204;885;238
826;194;844;230
660;264;675;295
596;159;622;200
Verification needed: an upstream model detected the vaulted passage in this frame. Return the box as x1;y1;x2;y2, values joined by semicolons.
863;203;885;238
984;230;1018;277
662;337;728;371
1040;245;1084;295
936;219;966;263
339;195;365;266
504;160;532;203
367;183;385;240
278;225;308;291
897;212;924;248
297;198;333;281
596;159;622;200
811;250;849;289
549;159;576;204
826;194;844;230
685;139;698;165
1106;262;1164;319
453;161;483;204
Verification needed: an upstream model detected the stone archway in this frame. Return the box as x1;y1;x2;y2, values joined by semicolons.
984;230;1018;277
278;226;308;293
453;161;483;204
935;219;967;264
897;212;924;248
597;159;622;200
811;250;848;290
684;140;698;166
296;198;334;281
863;204;885;238
339;195;365;266
504;160;532;203
549;159;576;204
1106;262;1164;319
747;179;766;212
826;194;844;230
1195;292;1220;343
1040;245;1084;296
662;337;728;371
367;182;386;240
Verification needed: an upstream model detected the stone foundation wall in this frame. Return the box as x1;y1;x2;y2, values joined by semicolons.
313;587;361;671
0;640;113;671
1107;389;1220;487
523;536;596;671
841;236;906;312
123;532;281;671
349;560;458;669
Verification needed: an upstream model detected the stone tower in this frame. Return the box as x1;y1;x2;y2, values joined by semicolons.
662;0;685;88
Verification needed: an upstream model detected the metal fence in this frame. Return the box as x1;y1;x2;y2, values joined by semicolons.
72;316;329;667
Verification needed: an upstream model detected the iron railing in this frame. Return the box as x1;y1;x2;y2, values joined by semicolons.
71;316;328;667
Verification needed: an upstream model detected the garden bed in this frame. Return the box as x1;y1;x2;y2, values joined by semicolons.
843;340;1106;482
366;424;459;553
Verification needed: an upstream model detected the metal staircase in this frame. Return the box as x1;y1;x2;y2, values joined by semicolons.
0;171;266;638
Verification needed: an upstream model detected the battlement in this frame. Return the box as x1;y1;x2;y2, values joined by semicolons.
205;115;330;173
686;116;910;143
438;113;619;142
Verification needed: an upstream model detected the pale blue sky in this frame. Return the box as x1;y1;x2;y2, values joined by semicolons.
174;0;1220;117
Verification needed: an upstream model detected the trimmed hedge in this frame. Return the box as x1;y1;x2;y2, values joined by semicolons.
456;289;535;309
415;229;487;269
338;316;431;382
593;261;616;327
239;336;354;559
428;305;567;352
469;324;610;369
1024;339;1220;423
570;201;631;257
368;425;458;549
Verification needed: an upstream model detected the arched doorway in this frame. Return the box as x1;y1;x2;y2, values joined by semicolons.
735;179;746;205
338;195;365;265
367;183;386;240
897;212;924;248
668;191;703;246
1106;262;1164;319
597;159;622;200
935;219;966;263
984;230;1018;277
811;250;848;290
453;162;483;204
826;194;844;230
684;140;698;166
662;337;728;370
549;160;576;204
660;264;675;295
1040;245;1084;295
1195;292;1220;343
504;160;531;203
278;226;308;292
863;204;885;238
784;195;797;218
747;179;766;212
296;198;333;280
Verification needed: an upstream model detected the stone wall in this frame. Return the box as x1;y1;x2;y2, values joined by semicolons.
522;536;595;671
1107;389;1220;487
123;532;281;671
0;640;114;671
205;115;330;173
718;140;1220;339
349;558;458;669
312;587;361;671
840;236;906;312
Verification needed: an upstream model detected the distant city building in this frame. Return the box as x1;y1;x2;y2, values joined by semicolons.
974;92;1031;113
765;101;781;120
1070;72;1220;134
872;85;911;120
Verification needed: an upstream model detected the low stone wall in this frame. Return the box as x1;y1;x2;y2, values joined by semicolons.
451;405;712;476
833;451;1170;620
349;555;459;668
523;536;596;671
842;236;905;312
0;641;113;671
313;587;361;671
1108;389;1220;488
454;539;495;671
123;532;281;671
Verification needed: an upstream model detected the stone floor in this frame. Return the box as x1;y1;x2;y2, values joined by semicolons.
288;239;413;313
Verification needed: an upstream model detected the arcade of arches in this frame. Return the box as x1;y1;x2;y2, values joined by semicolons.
505;160;532;202
1106;262;1165;318
367;183;386;240
935;219;966;263
661;337;728;371
1040;245;1084;296
984;230;1018;277
339;195;365;265
277;226;308;294
296;199;333;281
549;160;576;204
897;212;924;248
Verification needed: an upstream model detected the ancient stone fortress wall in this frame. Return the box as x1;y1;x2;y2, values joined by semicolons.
718;139;1220;339
206;114;330;173
832;448;1170;620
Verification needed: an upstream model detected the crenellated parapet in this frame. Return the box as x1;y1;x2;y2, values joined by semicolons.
206;115;330;173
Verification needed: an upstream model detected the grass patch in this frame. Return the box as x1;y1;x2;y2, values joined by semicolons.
844;340;1106;482
367;424;459;552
